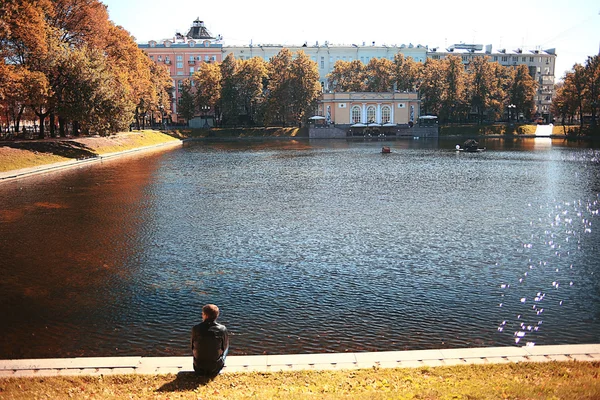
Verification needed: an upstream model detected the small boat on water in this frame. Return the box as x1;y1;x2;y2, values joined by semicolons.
456;139;486;152
381;146;391;153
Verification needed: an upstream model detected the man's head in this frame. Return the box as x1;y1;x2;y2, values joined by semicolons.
202;304;220;322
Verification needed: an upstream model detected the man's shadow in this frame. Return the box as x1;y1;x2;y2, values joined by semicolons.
156;371;216;392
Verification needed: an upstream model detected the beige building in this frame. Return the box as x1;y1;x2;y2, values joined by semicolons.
318;92;421;125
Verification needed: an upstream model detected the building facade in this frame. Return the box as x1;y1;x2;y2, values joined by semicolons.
319;92;421;125
222;43;428;91
139;19;557;124
138;19;223;123
427;43;556;122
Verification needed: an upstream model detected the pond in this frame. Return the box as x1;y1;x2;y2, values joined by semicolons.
0;137;599;359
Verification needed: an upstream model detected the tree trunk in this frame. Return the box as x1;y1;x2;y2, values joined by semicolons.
72;121;80;137
37;115;46;139
49;114;57;138
58;116;66;137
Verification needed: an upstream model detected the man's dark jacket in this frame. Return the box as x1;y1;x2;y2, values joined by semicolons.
191;320;229;375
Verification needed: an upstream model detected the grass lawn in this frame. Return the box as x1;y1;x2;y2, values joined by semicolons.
0;131;180;173
1;361;598;399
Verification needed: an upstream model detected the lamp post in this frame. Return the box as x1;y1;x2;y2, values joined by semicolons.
508;104;516;124
202;105;210;128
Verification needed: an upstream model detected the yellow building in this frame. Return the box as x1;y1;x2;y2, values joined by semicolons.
318;92;421;125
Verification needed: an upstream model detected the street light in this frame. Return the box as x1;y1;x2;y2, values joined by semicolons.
201;105;210;128
508;104;516;123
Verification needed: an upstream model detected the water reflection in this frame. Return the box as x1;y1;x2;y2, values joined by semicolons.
0;138;599;359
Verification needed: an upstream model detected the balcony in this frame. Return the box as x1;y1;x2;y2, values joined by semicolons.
188;60;196;65
164;60;171;65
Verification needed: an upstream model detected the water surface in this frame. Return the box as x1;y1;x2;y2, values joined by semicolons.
0;137;599;358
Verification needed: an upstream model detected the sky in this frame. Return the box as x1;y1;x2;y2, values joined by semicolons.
102;0;599;80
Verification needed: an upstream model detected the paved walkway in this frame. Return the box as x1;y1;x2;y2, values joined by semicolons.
1;344;598;378
0;140;183;183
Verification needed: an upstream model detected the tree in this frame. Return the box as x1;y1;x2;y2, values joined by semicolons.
419;58;445;116
509;64;537;122
584;55;600;129
193;62;222;125
219;53;239;125
178;79;196;124
393;53;421;92
289;51;321;125
467;56;504;123
365;57;394;92
236;57;268;125
440;55;467;122
266;48;293;126
327;60;366;92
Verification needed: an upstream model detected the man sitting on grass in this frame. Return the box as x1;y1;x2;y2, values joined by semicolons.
191;304;229;377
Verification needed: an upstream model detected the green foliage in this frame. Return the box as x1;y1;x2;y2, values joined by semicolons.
178;79;196;123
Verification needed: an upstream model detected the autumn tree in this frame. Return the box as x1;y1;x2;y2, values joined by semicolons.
584;55;600;128
393;53;421;92
419;58;445;116
289;51;321;124
440;55;467;122
177;79;196;123
193;62;222;125
218;53;240;125
467;56;507;123
509;64;537;122
266;49;293;125
236;57;268;125
327;60;366;92
365;58;394;92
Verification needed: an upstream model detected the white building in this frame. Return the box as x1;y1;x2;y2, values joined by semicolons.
427;43;556;121
222;42;428;91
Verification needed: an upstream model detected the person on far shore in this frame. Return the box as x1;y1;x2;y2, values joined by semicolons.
191;304;229;378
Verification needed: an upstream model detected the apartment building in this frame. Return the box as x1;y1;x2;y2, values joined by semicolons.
428;43;556;122
138;18;223;123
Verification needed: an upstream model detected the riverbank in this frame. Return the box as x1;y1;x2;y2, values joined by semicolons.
1;344;599;399
0;130;182;182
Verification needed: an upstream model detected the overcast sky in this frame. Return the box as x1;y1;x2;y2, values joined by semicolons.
102;0;599;80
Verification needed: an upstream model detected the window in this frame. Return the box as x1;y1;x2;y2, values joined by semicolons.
512;56;517;62
176;55;183;61
158;56;162;61
367;106;376;123
351;106;361;123
190;67;194;74
381;106;391;123
493;56;498;61
149;55;154;60
189;55;195;61
321;56;324;69
177;71;184;75
177;62;183;68
462;56;468;62
502;56;508;62
329;56;333;63
530;57;534;62
522;57;526;62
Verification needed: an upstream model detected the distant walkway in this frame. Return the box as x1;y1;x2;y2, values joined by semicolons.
1;344;598;378
535;124;554;136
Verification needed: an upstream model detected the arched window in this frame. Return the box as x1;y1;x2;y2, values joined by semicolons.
367;106;376;123
381;106;391;123
351;106;361;123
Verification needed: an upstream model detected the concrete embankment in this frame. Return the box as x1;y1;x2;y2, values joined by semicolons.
1;344;598;378
0;138;183;183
